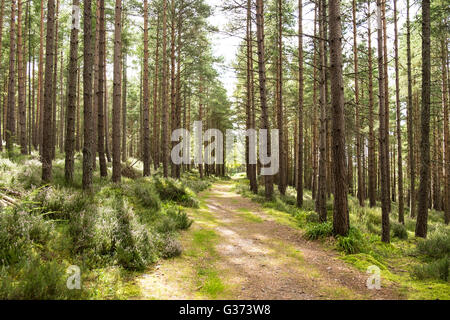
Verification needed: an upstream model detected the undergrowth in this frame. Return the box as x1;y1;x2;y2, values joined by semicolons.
0;150;202;299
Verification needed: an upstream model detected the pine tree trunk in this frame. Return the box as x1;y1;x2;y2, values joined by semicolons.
42;0;55;182
6;0;17;154
170;0;176;178
394;0;404;223
316;0;327;221
112;0;122;183
122;52;127;163
406;0;415;218
352;0;363;207
442;38;450;225
256;0;273;200
161;0;169;178
17;0;27;154
153;15;160;170
276;0;286;196
368;15;378;208
416;0;431;238
82;0;94;189
329;0;349;236
64;0;80;183
97;0;107;177
143;0;151;176
246;0;258;194
37;1;45;153
382;0;390;211
377;0;390;243
297;0;304;207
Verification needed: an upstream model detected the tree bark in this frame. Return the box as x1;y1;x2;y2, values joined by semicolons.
377;0;390;243
6;0;17;153
256;0;273;200
276;0;286;196
97;0;107;177
297;0;303;207
442;38;450;225
17;0;27;154
406;0;415;218
329;0;349;236
143;0;151;176
82;0;94;190
64;0;80;183
162;0;169;178
367;0;376;207
394;0;404;223
416;0;431;238
42;0;56;182
316;0;327;221
112;0;122;183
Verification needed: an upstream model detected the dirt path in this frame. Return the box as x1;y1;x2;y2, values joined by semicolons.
137;181;402;300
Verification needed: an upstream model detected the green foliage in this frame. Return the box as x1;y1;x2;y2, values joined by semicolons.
336;228;368;255
391;222;408;240
305;222;333;240
0;208;53;266
154;177;199;208
413;257;450;282
0;256;84;300
132;180;161;211
305;212;320;224
416;229;450;259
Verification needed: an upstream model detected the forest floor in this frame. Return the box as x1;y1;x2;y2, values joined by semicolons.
136;180;402;300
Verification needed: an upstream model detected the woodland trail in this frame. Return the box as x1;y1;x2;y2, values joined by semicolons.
136;181;403;300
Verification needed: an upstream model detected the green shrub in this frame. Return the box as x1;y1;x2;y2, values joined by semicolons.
167;208;193;230
416;229;450;259
0;256;83;300
154;177;199;208
305;222;333;240
336;227;368;254
132;181;161;211
181;178;211;193
114;197;157;270
156;235;182;259
67;209;97;254
305;212;320;224
0;209;53;265
391;222;408;239
412;257;450;282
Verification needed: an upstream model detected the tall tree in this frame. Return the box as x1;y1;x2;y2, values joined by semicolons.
112;0;122;183
367;0;376;207
256;0;273;200
6;0;17;153
329;0;349;236
246;0;257;193
296;0;303;207
352;0;363;207
406;0;415;218
276;0;286;195
161;0;169;177
42;0;56;182
416;0;431;238
153;15;161;170
142;0;151;176
377;0;390;243
316;0;327;221
37;1;45;153
82;0;94;190
394;0;404;223
17;0;26;154
97;0;107;177
65;0;80;182
442;38;450;225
